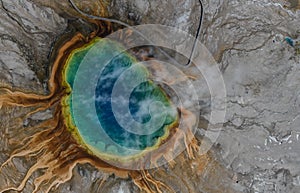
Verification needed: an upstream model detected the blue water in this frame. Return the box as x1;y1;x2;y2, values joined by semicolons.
65;38;177;155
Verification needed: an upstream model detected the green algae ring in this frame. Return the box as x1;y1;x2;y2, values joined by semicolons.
62;37;179;166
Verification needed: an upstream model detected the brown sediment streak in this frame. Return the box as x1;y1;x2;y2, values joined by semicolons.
141;170;173;193
131;171;156;193
180;108;199;159
131;170;175;193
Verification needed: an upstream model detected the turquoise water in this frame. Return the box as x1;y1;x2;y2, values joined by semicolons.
64;38;178;158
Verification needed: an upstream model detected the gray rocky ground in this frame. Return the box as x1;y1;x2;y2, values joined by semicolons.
0;0;300;192
202;0;300;192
